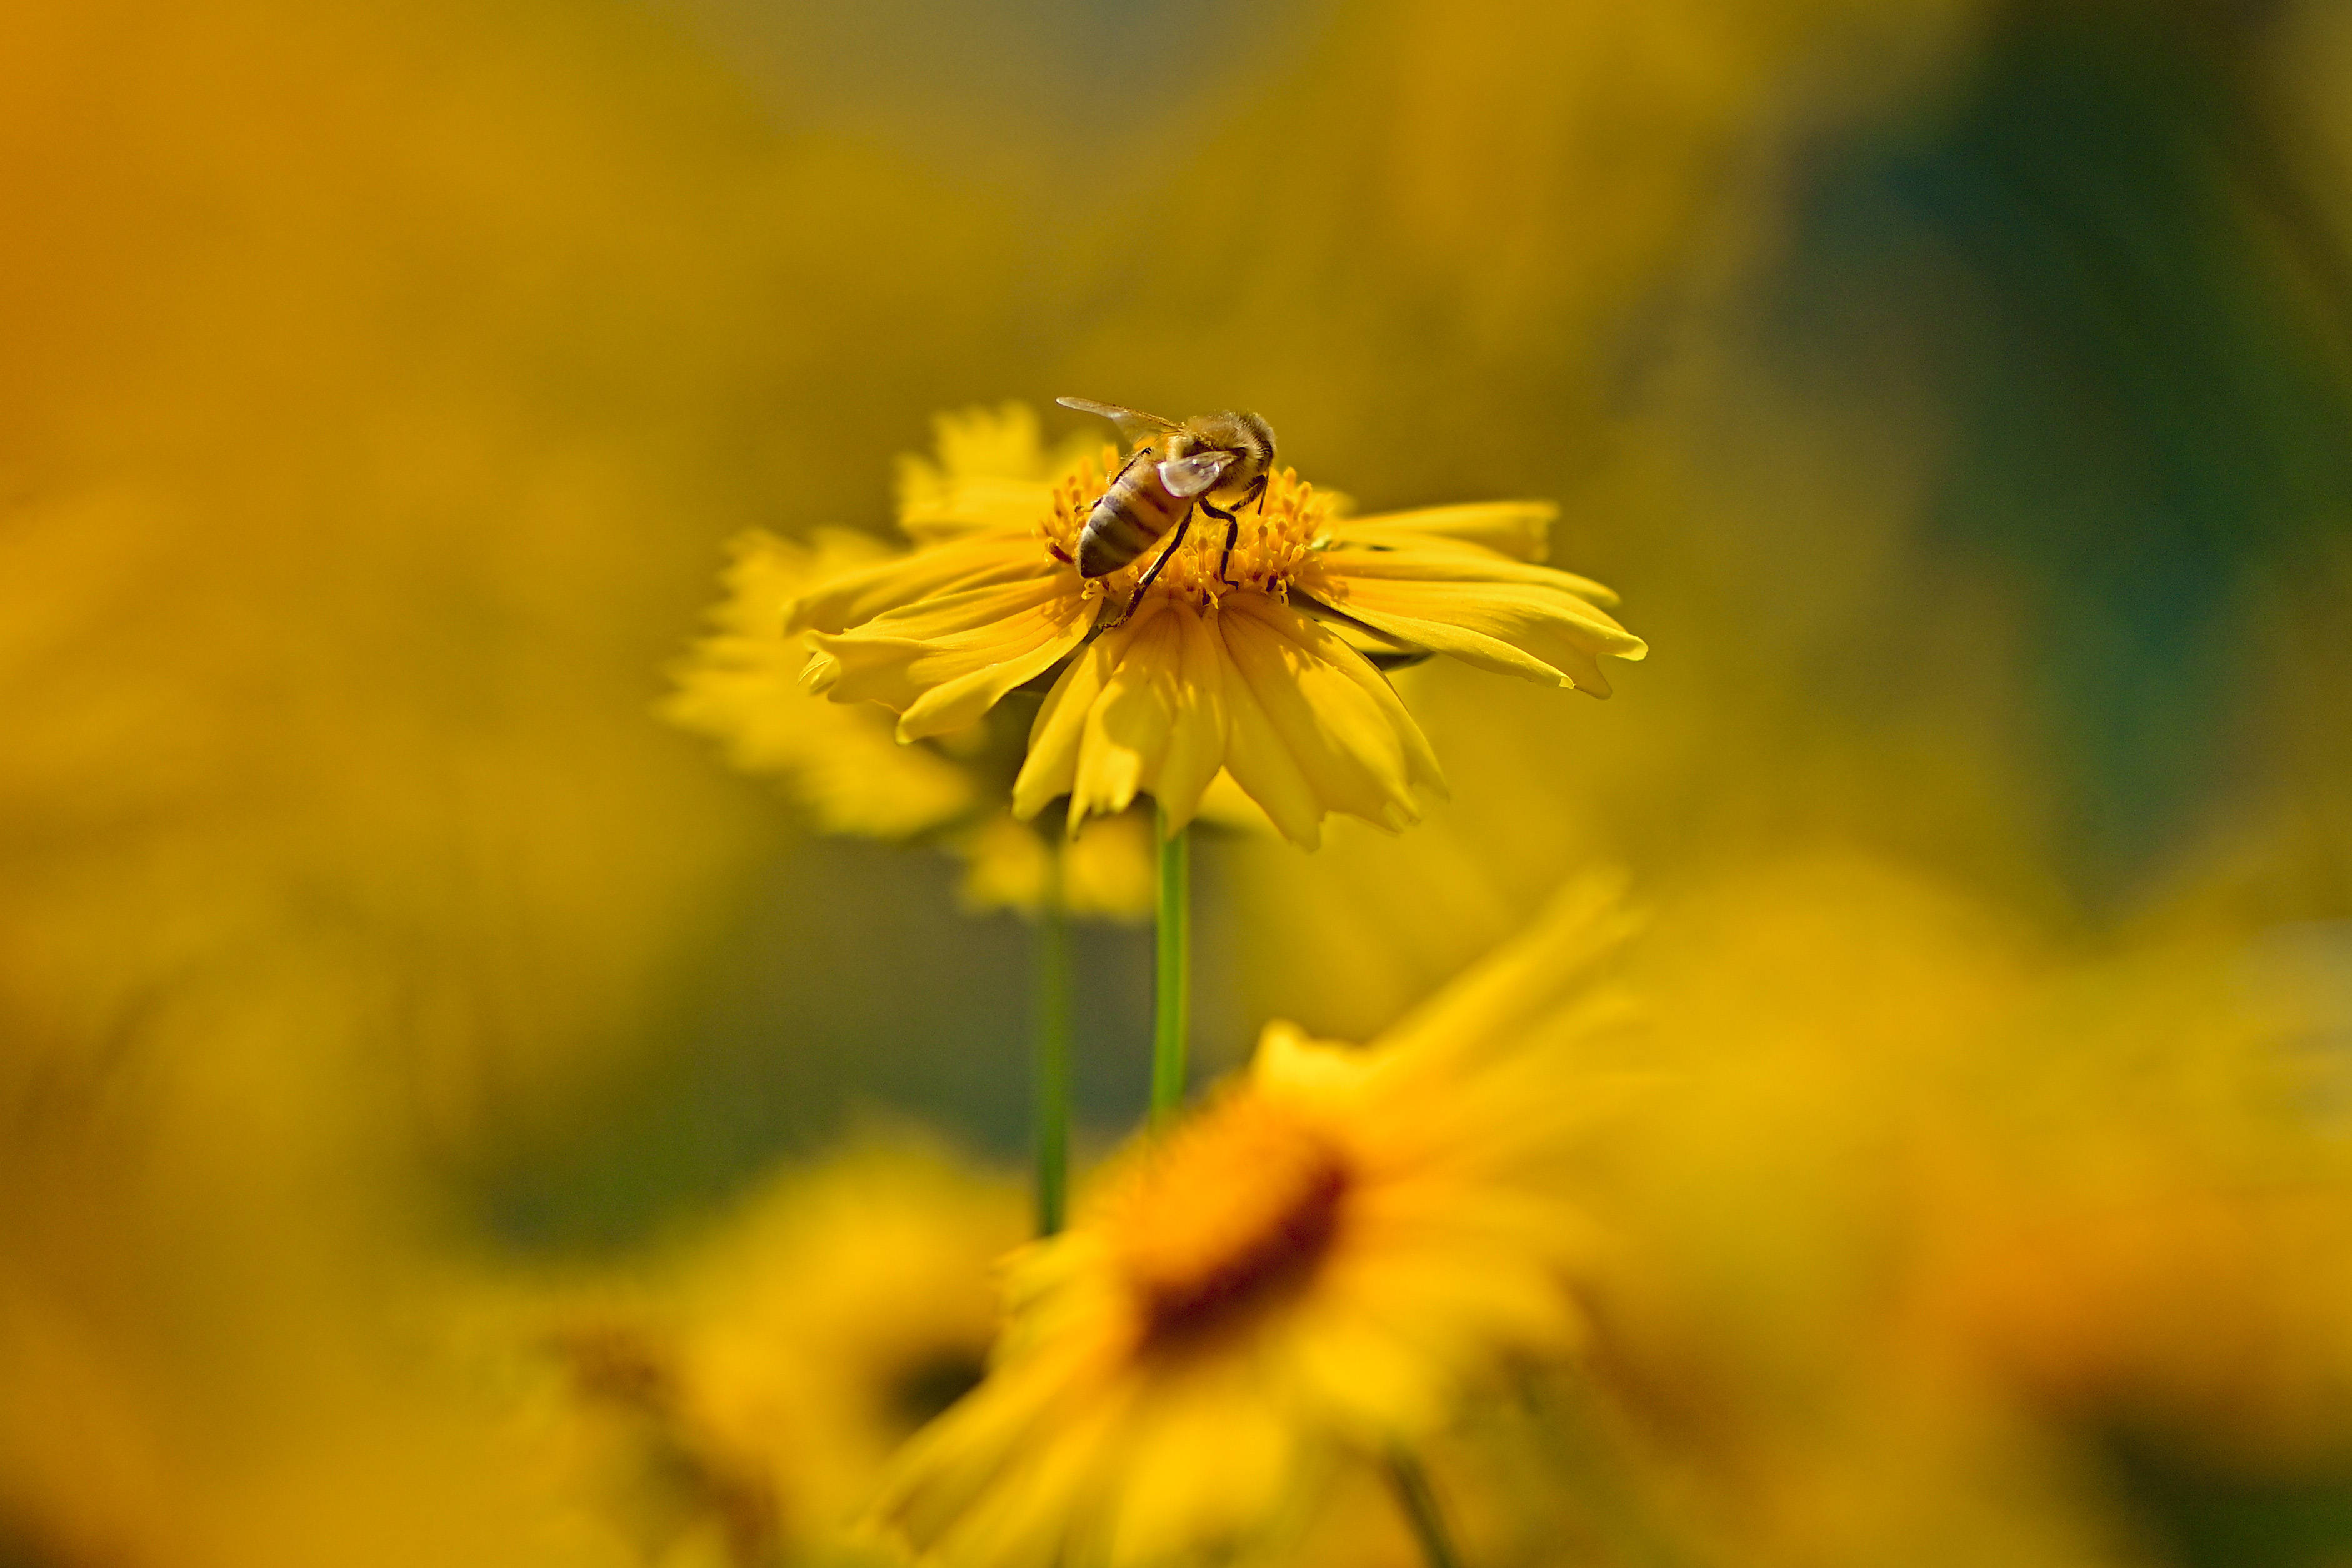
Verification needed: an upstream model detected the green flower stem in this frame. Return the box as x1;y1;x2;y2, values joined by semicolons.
1386;1451;1464;1568
1033;897;1073;1236
1151;803;1189;1127
1519;1372;1691;1567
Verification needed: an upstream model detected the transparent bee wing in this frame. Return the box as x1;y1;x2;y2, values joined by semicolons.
1056;397;1181;446
1157;451;1235;499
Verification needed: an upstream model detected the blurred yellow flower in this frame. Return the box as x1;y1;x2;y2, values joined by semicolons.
796;410;1645;849
871;884;1639;1568
504;1139;1026;1567
666;408;1154;919
1884;934;2352;1472
676;1141;1026;1556
951;807;1159;922
669;527;981;839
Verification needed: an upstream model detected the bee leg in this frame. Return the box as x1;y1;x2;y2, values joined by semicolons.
1120;509;1194;623
1246;474;1269;514
1199;498;1240;585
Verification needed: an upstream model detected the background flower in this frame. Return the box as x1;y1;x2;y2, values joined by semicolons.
466;1137;1023;1567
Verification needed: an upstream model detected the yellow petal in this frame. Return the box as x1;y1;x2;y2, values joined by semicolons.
1317;542;1622;606
1308;570;1646;696
1331;500;1558;564
899;474;1060;541
898;637;1083;741
1306;614;1448;805
1191;770;1280;837
1012;634;1117;822
1376;876;1638;1066
952;811;1054;916
808;577;1094;740
1151;605;1229;834
1072;601;1182;826
785;530;1044;634
1218;597;1439;836
663;662;974;837
663;529;977;836
1107;1374;1296;1562
1018;602;1233;839
1059;812;1155;921
891;401;1068;539
1214;632;1326;851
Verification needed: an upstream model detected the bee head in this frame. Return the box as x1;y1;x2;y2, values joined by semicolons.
1187;410;1276;481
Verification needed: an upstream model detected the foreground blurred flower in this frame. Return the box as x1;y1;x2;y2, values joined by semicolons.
666;408;1154;919
501;1139;1024;1567
678;1141;1025;1542
871;884;1640;1567
794;406;1646;849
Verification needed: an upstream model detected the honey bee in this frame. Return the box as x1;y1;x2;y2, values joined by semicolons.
1055;397;1277;620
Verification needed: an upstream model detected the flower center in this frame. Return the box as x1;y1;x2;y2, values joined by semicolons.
1040;447;1334;611
1109;1095;1349;1344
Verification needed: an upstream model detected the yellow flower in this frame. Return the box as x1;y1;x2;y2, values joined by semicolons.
871;884;1640;1568
676;1141;1028;1552
796;410;1646;849
665;407;1154;919
504;1139;1026;1567
951;808;1159;922
668;527;981;839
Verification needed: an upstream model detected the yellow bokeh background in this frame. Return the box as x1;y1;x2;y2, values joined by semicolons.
7;0;2352;1563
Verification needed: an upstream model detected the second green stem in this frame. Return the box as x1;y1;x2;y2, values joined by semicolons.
1151;804;1189;1126
1033;899;1072;1236
1386;1451;1464;1568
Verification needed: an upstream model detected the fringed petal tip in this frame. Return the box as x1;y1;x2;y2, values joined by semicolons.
798;647;842;693
1566;634;1647;699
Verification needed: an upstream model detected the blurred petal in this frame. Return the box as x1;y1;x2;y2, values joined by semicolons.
664;531;976;837
894;402;1086;541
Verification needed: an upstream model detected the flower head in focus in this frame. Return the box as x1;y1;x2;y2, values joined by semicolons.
795;406;1647;849
666;406;1157;919
871;884;1641;1568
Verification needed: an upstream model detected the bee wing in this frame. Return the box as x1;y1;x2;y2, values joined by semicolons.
1157;451;1236;499
1056;397;1181;446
